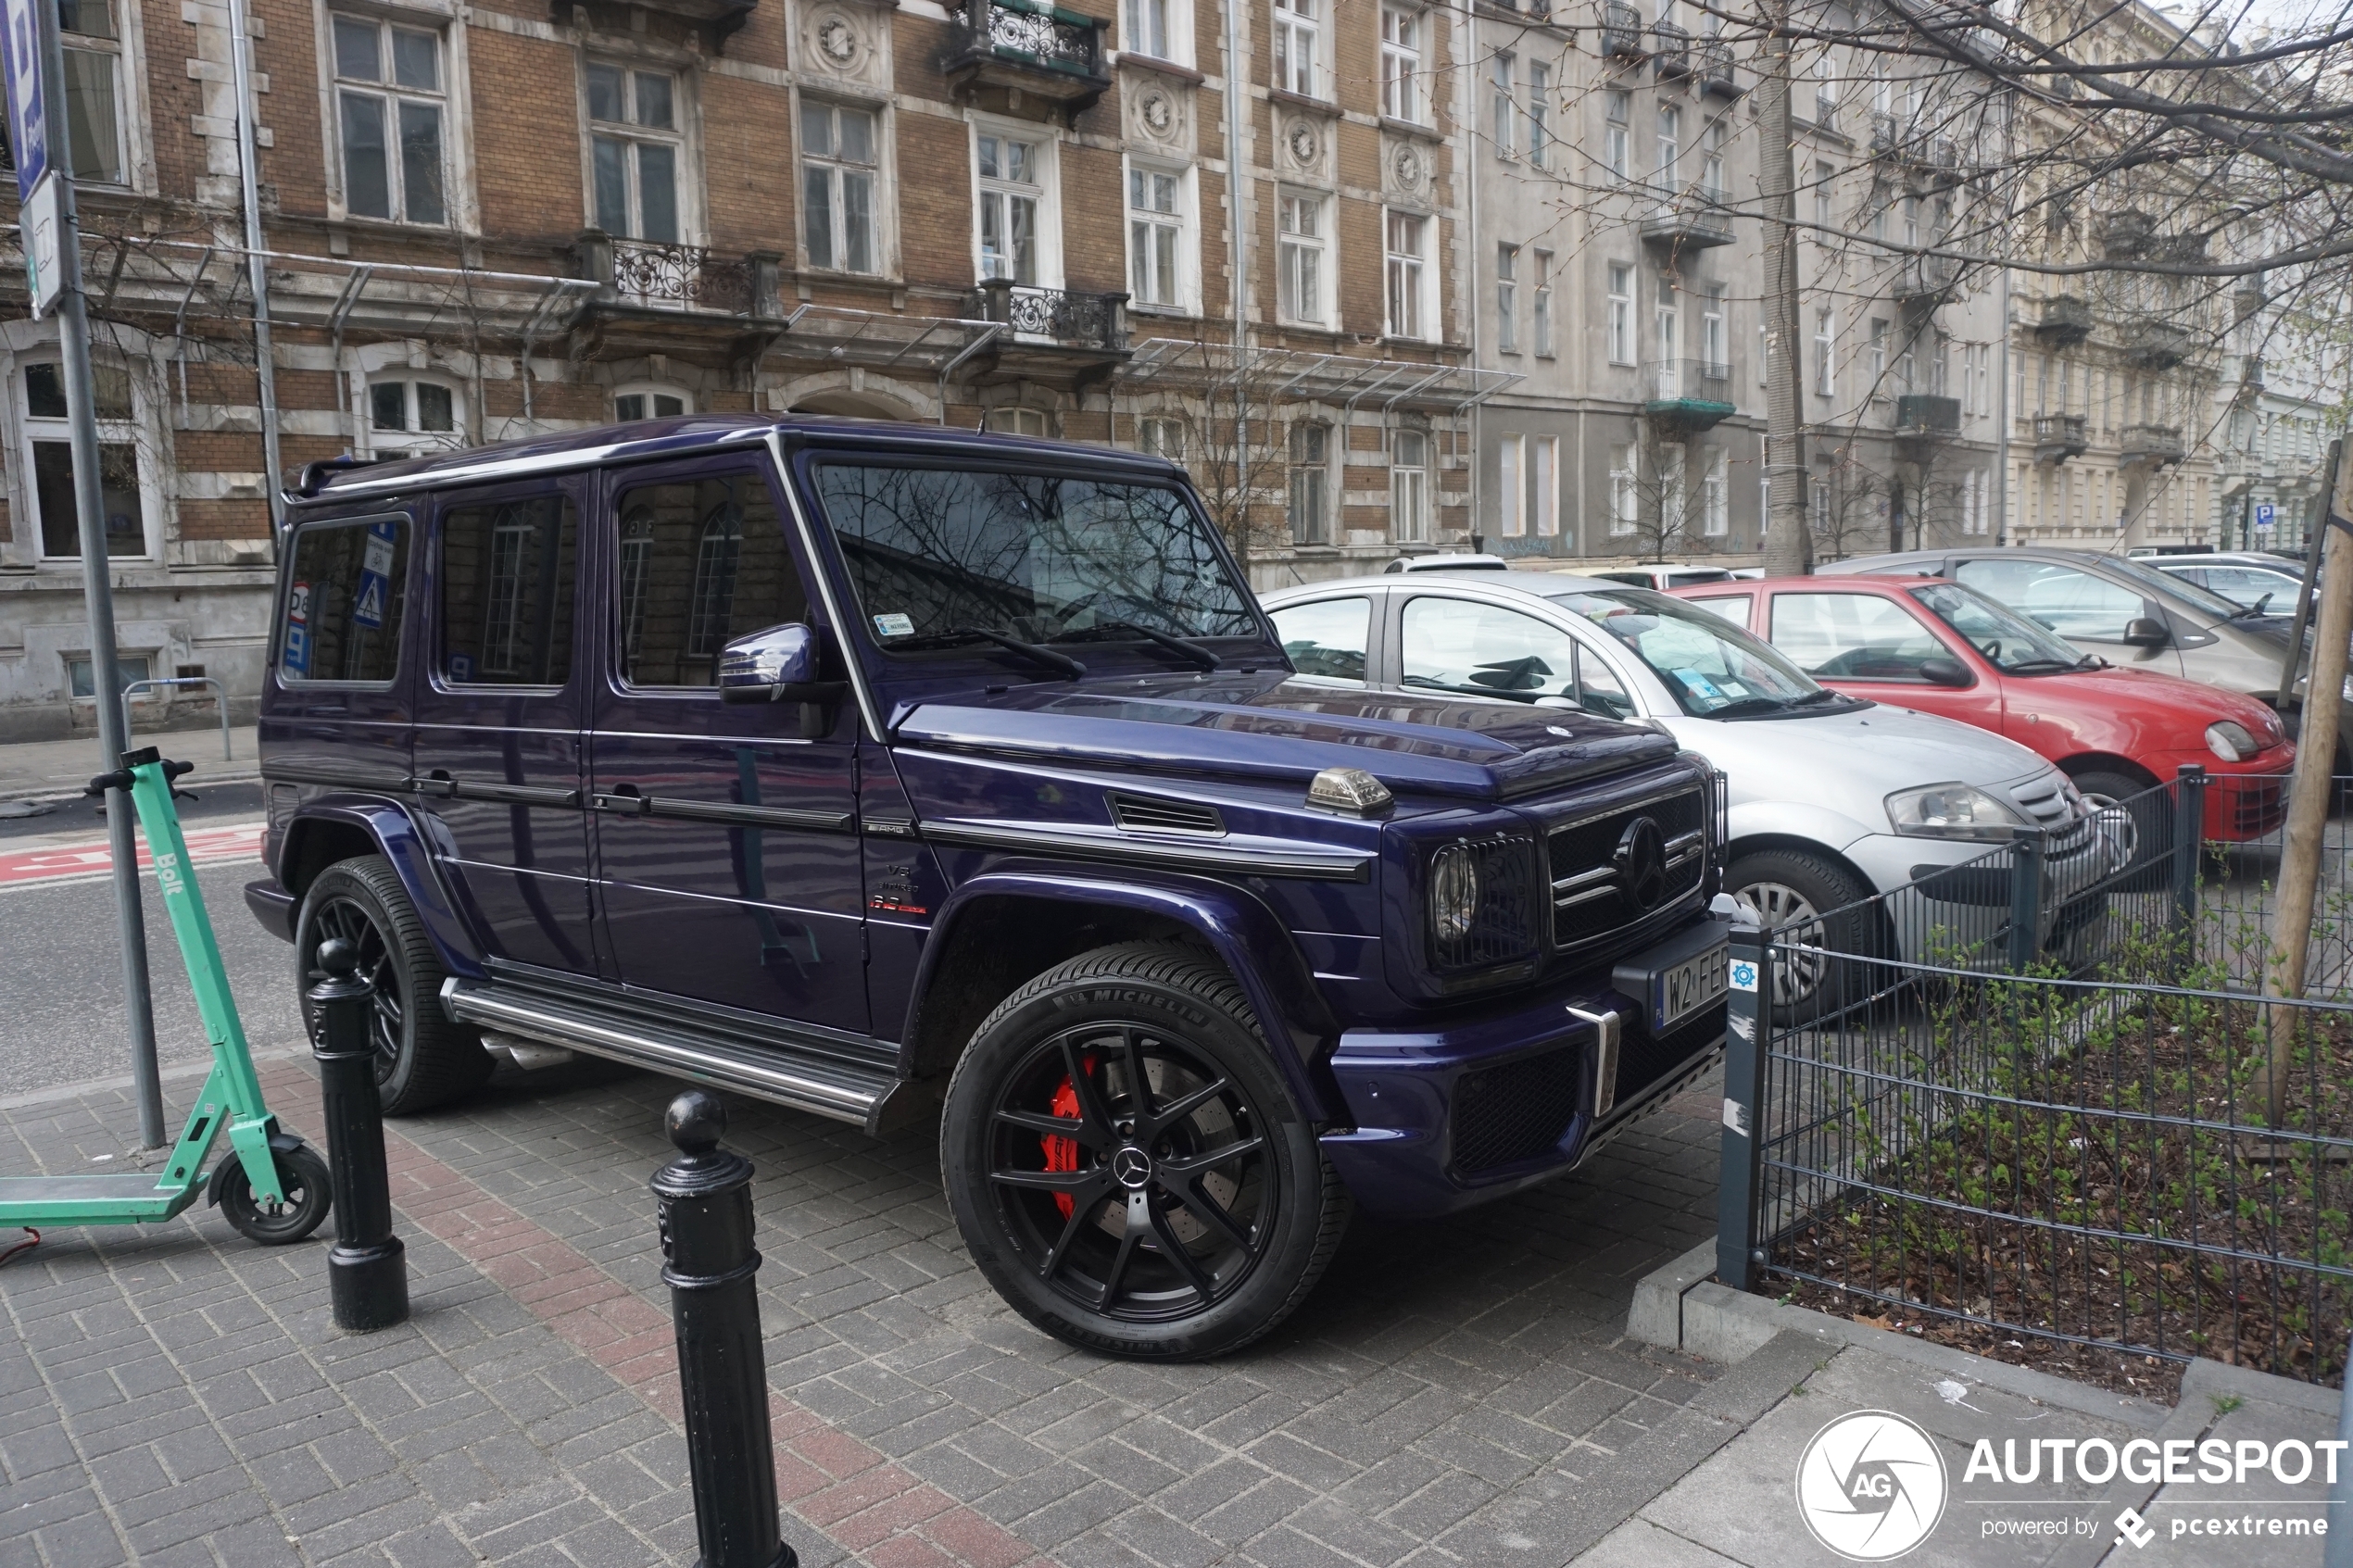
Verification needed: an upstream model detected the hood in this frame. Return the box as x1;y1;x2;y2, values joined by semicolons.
889;672;1681;802
1659;701;2056;803
2011;664;2285;738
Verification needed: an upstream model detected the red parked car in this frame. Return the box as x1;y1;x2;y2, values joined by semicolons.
1668;575;2294;842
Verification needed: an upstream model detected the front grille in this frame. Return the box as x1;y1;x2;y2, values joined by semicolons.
1109;793;1225;835
1546;785;1708;948
1452;1047;1580;1173
2230;776;2286;835
1429;834;1540;971
2011;773;2075;829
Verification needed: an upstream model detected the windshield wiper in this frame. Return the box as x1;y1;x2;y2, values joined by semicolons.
1789;688;1849;706
2226;594;2277;620
893;625;1087;679
1048;620;1222;671
2003;659;2080;674
1705;696;1793;718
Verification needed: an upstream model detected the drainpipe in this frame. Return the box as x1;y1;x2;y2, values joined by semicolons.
1223;0;1249;546
223;0;283;528
1994;265;2011;545
1463;11;1481;554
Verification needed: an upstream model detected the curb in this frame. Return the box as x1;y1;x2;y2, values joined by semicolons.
0;764;262;805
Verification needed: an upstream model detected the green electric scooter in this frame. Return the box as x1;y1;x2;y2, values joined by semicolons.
0;748;332;1249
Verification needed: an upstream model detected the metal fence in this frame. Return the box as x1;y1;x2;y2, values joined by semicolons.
1717;768;2353;1386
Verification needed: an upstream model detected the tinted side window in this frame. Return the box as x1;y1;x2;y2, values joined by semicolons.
616;471;811;688
282;518;408;684
441;495;579;685
1269;597;1369;684
1401;597;1579;700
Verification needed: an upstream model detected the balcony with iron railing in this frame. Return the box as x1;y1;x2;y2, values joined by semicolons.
1893;395;1960;435
1601;1;1645;57
944;0;1110;122
1642;358;1737;433
2121;423;2186;466
1894;251;1959;306
1652;21;1691;76
969;279;1128;354
2124;320;2190;370
1640;197;1734;253
1697;37;1738;94
569;231;785;353
2034;294;2092;347
2033;413;2088;463
1869;111;1900;155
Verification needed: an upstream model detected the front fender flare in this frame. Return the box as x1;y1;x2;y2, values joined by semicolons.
903;869;1344;1122
282;798;484;980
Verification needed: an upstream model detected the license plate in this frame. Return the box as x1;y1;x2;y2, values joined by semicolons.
1612;923;1731;1034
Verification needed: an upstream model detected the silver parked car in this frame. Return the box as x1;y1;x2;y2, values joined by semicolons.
1817;546;2352;771
1262;573;2110;1016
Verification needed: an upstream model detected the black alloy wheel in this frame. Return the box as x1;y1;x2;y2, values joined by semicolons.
941;944;1350;1360
295;855;490;1115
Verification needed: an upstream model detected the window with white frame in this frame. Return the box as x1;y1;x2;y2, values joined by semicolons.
1702;284;1726;374
1901;194;1919;249
1273;0;1320;96
1812;48;1837;126
1703;447;1728;535
1499;433;1523;537
1491;53;1515;158
1127;164;1187;309
1289;422;1330;545
1379;6;1421;123
58;0;127;186
332;15;447;224
985;407;1051;436
1607;264;1633;365
1702;117;1726;203
1604;91;1629;180
613;386;690;420
1655;304;1679;394
368;377;462;456
1390;429;1428;543
1656;104;1680;192
1609;445;1638;535
585;62;682;242
1496;244;1518;354
1125;0;1173;60
1532;251;1554;358
1384;210;1428;340
1526;61;1549;168
22;359;145;559
1866;317;1887;387
976;132;1046;284
1812;159;1832;232
1136;415;1185;460
1814;307;1834;396
801;99;877;273
1532;435;1558;537
1659;442;1686;531
1277;191;1327;325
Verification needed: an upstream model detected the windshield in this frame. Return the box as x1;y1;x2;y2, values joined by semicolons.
1543;586;1831;717
1907;583;2084;671
812;462;1262;653
2100;554;2248;620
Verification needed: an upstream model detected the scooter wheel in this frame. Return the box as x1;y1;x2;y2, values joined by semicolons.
212;1143;333;1246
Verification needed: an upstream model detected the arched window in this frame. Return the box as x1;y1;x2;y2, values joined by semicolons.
686;498;742;659
613;384;692;421
367;376;463;455
984;407;1051;437
618;508;655;661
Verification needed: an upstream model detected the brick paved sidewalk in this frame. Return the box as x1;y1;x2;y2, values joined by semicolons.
1;1054;1736;1568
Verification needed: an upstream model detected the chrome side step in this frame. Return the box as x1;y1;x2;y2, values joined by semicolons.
441;978;906;1132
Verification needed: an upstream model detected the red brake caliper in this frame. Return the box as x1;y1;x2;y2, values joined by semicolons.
1041;1060;1090;1219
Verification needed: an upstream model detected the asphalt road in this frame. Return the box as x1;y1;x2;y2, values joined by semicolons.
0;853;306;1107
0;781;266;841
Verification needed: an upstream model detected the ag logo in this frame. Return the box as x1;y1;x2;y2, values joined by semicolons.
1793;1410;1947;1561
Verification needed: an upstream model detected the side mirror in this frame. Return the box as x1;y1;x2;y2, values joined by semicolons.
719;624;849;734
2121;617;2171;649
1917;656;1972;687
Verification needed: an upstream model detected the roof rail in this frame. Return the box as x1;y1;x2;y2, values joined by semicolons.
292;453;387;498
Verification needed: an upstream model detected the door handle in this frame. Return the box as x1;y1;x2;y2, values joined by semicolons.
409;769;458;798
592;786;649;816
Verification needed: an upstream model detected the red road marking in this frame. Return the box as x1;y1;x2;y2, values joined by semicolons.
0;822;263;888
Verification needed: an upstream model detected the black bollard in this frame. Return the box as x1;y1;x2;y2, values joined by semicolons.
652;1091;794;1568
310;937;409;1332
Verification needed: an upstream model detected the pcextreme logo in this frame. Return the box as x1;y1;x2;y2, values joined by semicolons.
1794;1410;1950;1561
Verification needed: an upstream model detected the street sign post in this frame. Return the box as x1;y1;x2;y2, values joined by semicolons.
0;0;168;1146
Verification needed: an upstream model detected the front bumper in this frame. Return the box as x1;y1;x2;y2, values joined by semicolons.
1319;918;1729;1220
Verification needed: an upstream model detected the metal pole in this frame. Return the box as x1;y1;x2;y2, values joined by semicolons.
652;1091;794;1568
1994;268;2012;545
2264;445;2353;1125
1715;922;1769;1290
2006;829;2045;974
2171;764;2207;947
310;937;407;1331
222;0;283;529
29;0;164;1147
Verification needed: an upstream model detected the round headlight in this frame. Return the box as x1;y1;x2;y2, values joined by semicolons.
2206;721;2258;762
1429;844;1482;943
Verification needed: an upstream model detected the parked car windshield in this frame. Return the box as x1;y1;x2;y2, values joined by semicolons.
1906;583;2088;673
1543;586;1842;718
812;462;1262;652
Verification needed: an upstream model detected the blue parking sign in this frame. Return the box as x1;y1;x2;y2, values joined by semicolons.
0;0;50;202
2254;502;2276;533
